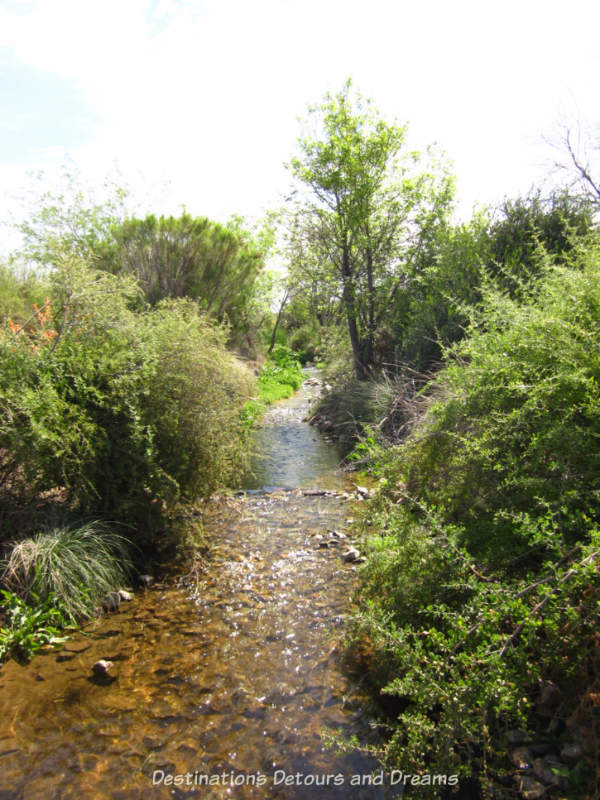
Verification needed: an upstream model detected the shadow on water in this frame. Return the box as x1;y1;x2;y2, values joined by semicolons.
0;373;401;799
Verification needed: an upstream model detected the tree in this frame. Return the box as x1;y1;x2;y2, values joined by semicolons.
16;169;129;269
547;122;600;209
288;80;454;379
94;213;269;352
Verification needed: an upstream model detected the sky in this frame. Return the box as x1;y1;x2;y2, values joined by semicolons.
0;0;599;254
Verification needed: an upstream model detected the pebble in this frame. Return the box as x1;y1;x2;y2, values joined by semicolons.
341;547;361;563
92;659;114;677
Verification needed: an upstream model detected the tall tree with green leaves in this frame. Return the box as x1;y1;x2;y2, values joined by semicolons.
289;80;454;379
94;213;270;352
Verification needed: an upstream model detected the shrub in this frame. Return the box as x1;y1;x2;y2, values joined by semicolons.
288;324;319;363
0;257;255;541
352;236;600;797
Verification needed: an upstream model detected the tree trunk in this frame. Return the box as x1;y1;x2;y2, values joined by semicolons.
362;242;375;371
267;288;290;355
341;240;367;380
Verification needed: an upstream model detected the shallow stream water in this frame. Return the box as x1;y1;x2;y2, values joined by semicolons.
0;375;393;799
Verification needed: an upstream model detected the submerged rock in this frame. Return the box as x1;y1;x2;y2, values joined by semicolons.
318;539;338;549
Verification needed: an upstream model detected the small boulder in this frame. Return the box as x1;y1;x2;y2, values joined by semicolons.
92;659;114;677
537;679;561;718
137;574;154;588
341;547;361;563
507;729;528;746
318;540;336;549
117;589;133;601
533;758;561;787
529;742;552;757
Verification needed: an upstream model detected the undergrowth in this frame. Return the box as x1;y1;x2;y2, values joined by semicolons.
350;237;600;798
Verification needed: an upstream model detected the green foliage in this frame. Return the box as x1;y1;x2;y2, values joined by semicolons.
257;345;303;404
351;237;600;796
16;169;128;268
486;190;593;294
398;190;595;372
0;589;70;662
0;262;46;325
288;323;319;364
96;212;269;352
0;257;255;541
289;79;455;380
403;239;600;553
2;520;132;621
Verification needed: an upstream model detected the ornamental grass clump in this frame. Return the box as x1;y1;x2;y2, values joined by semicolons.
2;520;132;621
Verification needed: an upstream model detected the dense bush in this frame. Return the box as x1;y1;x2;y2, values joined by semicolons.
95;213;269;352
0;257;255;542
398;191;594;373
351;237;600;797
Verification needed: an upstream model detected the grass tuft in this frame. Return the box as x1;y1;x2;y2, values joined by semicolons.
2;520;133;621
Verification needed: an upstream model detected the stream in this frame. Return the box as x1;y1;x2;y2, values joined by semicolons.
0;374;392;799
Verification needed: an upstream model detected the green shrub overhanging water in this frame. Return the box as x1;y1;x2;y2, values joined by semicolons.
350;237;600;796
0;257;255;544
0;257;256;657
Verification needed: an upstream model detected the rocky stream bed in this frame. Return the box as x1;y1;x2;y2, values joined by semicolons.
0;375;392;799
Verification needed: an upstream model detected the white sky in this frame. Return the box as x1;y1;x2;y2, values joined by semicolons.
0;0;599;254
